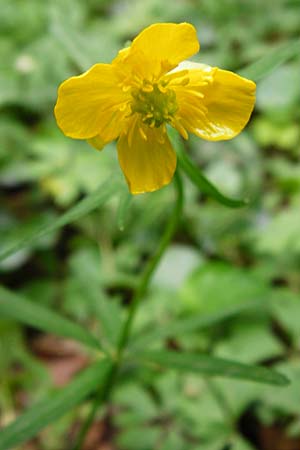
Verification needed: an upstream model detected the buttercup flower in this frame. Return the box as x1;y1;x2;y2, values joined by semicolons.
54;23;256;194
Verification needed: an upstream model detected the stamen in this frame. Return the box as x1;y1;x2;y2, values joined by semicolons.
186;90;204;99
157;83;168;93
164;69;189;82
119;101;130;112
127;115;138;147
122;84;131;92
133;75;142;84
179;77;190;86
188;103;208;116
173;119;189;140
139;126;148;140
142;82;154;93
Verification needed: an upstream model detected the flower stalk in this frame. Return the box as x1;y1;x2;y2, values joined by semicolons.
71;171;183;450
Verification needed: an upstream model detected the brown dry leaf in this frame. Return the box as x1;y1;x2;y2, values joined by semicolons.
30;335;82;358
82;419;116;450
30;334;90;386
260;425;300;450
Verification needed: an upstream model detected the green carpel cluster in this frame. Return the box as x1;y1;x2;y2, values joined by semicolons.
131;82;178;128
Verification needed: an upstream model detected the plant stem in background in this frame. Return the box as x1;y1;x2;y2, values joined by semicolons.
72;171;183;450
205;378;235;428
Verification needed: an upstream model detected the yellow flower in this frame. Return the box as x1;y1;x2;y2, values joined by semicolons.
54;23;256;194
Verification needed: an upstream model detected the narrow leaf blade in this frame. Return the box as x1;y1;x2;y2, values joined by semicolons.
170;130;248;208
0;359;110;450
73;271;123;349
138;350;289;386
0;286;100;350
130;301;265;350
0;176;121;262
51;20;92;72
239;39;300;81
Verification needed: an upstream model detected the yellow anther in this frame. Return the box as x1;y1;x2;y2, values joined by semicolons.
122;84;131;92
119;102;129;111
157;83;168;93
142;83;154;93
189;90;204;98
142;86;153;93
174;119;188;140
179;77;190;86
139;126;148;140
164;69;189;82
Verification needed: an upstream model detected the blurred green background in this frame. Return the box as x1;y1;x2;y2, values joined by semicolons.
1;0;300;449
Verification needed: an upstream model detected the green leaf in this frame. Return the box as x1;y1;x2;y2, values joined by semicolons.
68;247;123;349
171;131;248;208
254;205;300;255
137;350;289;386
258;361;300;417
0;286;100;350
239;39;300;81
180;262;268;313
231;436;257;450
0;176;121;262
50;14;93;72
270;290;300;342
215;320;283;364
0;359;111;450
130;301;266;351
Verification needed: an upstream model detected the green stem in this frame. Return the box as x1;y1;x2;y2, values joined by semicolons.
71;171;183;450
116;171;183;360
205;378;235;428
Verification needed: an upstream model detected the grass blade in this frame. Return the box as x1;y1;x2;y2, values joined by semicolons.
138;350;289;386
130;301;265;350
0;359;111;450
0;176;121;262
239;39;300;81
171;131;248;208
0;286;100;350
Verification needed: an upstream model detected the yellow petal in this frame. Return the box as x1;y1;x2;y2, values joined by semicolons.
117;118;177;194
173;62;256;141
54;63;129;140
87;135;105;151
113;23;199;80
112;47;131;66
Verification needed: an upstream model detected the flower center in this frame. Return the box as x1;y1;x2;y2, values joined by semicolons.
130;80;178;128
